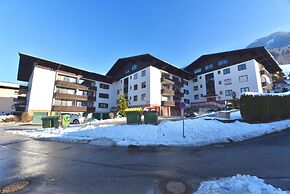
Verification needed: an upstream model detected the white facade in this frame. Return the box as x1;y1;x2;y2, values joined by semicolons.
191;59;271;104
0;82;21;114
26;66;56;112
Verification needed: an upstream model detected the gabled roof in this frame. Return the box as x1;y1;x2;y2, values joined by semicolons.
184;47;282;75
17;53;114;83
106;54;192;79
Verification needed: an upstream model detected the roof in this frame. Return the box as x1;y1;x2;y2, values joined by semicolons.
184;47;282;75
106;54;192;79
0;81;21;90
17;53;114;83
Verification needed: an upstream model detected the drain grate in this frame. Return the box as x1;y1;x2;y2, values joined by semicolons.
0;180;30;193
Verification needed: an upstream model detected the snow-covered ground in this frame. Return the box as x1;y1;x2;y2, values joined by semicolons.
195;174;289;194
0;115;16;122
7;111;290;146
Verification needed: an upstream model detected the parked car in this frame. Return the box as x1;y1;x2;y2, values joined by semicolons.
184;111;198;118
70;114;86;124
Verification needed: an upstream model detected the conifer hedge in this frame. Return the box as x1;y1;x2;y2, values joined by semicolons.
240;92;290;123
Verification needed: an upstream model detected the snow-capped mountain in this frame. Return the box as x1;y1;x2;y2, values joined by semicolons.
247;31;290;64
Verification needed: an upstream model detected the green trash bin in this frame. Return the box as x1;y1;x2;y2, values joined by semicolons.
92;113;101;120
51;116;61;128
102;113;110;120
41;116;52;128
125;111;142;125
143;111;158;125
62;114;71;128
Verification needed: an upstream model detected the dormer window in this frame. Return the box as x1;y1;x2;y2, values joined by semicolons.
218;59;228;66
132;64;137;71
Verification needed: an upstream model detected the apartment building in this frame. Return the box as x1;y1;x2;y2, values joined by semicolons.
184;47;282;109
17;53;113;116
17;47;282;117
105;54;191;116
17;53;191;117
0;81;26;115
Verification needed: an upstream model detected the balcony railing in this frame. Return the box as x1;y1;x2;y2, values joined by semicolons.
52;105;87;112
161;100;175;107
174;90;184;98
161;88;175;96
161;77;174;85
55;80;96;91
54;92;88;101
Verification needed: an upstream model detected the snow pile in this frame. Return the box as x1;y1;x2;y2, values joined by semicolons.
242;91;290;97
7;113;290;146
0;115;15;122
195;174;288;194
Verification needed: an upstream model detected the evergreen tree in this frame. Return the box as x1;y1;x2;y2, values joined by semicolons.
117;93;128;117
231;91;239;109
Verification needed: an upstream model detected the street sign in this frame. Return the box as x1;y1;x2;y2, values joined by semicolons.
180;102;186;109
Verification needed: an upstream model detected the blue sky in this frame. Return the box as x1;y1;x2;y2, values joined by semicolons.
1;0;290;83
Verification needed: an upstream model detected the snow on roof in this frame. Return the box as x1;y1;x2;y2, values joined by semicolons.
279;64;290;76
0;81;20;88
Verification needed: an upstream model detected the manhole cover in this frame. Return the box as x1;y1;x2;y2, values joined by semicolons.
157;179;193;194
166;181;186;194
0;180;30;193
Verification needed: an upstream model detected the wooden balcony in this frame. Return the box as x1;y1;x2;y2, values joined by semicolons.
161;101;175;107
52;105;87;112
174;81;183;88
54;92;88;101
55;80;96;91
161;77;174;85
161;88;175;96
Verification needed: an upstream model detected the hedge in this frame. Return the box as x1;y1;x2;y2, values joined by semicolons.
240;92;290;123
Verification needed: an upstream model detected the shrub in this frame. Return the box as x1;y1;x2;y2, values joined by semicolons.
21;112;33;123
240;92;290;123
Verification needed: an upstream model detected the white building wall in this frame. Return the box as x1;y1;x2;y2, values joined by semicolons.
149;66;161;106
26;66;56;112
191;59;265;104
94;81;113;113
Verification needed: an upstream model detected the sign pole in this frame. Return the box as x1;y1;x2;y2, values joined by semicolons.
180;102;186;138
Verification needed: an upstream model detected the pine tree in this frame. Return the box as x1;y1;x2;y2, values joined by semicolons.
231;91;239;109
117;93;128;117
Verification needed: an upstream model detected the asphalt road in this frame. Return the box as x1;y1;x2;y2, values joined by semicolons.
0;124;290;193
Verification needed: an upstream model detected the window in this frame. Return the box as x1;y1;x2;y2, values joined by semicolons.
220;91;223;95
223;68;230;75
56;87;76;95
100;83;109;89
133;95;138;101
193;78;198;82
80;90;87;96
183;89;189;95
199;76;202;79
201;94;204;97
99;93;109;99
184;99;190;104
184;80;188;86
134;84;138;90
117;90;119;95
134;73;138;80
224;79;232;85
141;94;146;101
200;85;203;88
141;70;146;77
76;101;87;107
218;70;221;74
132;64;137;71
218;81;222;85
194;68;202;74
130;86;132;90
130;76;132;79
141;82;146;88
239;75;248;82
98;103;108;108
194;95;199;100
194;86;198;91
241;87;250;93
205;64;214;70
225;90;232;96
218;59;228;66
238;63;246;71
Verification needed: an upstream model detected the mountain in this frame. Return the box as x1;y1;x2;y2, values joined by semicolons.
247;31;290;65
